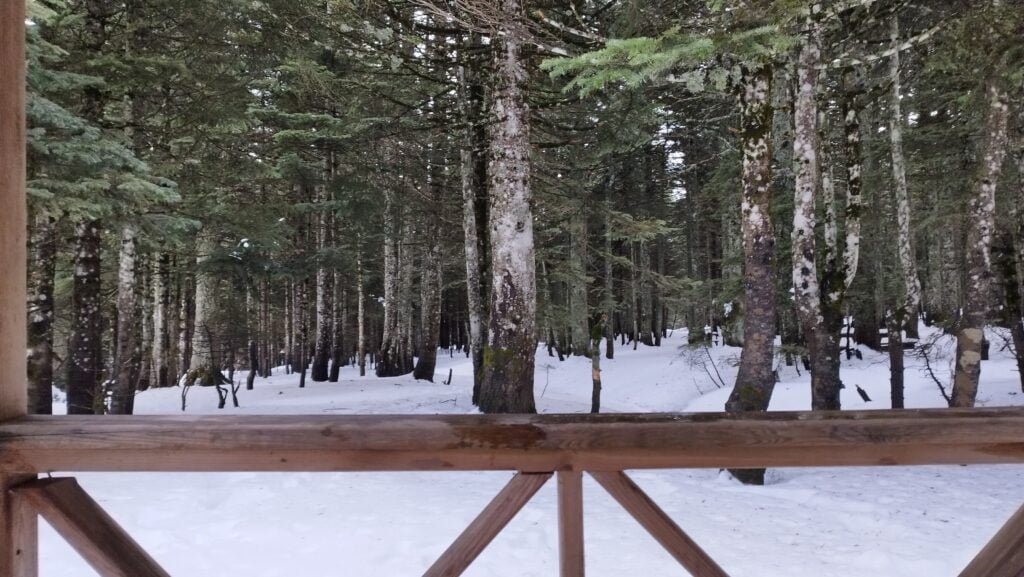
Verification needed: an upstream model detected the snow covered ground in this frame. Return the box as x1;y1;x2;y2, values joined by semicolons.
45;326;1024;576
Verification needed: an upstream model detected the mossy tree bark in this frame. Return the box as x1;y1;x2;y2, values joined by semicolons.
726;63;776;486
479;0;536;414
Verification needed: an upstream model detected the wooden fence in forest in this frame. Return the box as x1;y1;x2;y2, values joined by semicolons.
2;5;1024;577
0;410;1024;577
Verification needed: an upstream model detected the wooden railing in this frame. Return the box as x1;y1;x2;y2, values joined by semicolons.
1;408;1023;577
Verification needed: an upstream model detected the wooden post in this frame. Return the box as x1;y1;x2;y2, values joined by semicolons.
0;0;28;422
557;471;584;577
0;4;34;576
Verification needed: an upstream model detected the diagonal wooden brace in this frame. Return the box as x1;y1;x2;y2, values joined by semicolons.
590;471;730;577
959;503;1024;577
423;472;551;577
12;477;171;577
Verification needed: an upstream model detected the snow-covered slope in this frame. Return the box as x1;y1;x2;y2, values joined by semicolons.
44;326;1024;576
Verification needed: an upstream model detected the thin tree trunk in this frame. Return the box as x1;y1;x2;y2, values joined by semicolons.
298;277;309;388
888;15;923;339
398;217;415;374
377;188;402;377
27;213;56;415
246;282;258;391
66;220;103;414
604;191;616;360
178;267;194;381
569;206;589;356
951;81;1011;407
888;314;904;408
1013;147;1024;393
791;19;838;411
312;178;331;382
329;275;344;382
357;251;366;377
152;253;171;388
111;225;139;414
414;159;444;381
479;0;537;414
460;32;489;405
591;317;605;414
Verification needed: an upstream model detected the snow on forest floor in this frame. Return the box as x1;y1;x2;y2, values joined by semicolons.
46;325;1024;576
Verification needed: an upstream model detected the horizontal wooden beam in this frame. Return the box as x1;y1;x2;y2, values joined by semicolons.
0;408;1023;473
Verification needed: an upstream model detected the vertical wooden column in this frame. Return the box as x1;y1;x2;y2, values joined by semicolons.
557;471;584;577
0;4;36;576
1;0;28;420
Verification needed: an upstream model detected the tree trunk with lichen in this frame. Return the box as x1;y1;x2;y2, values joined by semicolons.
888;15;922;340
185;233;227;388
27;213;56;415
726;63;776;486
951;82;1010;407
791;21;840;411
66;220;103;414
110;225;140;414
479;0;536;414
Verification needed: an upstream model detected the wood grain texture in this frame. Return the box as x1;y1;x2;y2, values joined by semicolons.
422;472;550;577
959;503;1024;577
13;478;170;577
590;471;730;577
0;0;28;422
557;470;584;577
1;409;1023;473
1;475;38;577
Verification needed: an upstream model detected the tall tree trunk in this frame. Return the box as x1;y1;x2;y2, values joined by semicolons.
792;19;839;410
66;220;103;414
178;267;194;381
111;225;139;414
357;251;366;377
479;0;537;414
1013;146;1024;393
298;277;310;388
414;224;442;381
312;176;332;382
414;159;444;381
604;191;615;360
246;282;258;391
398;217;416;374
329;274;344;382
569;206;590;355
185;234;226;387
152;253;171;388
951;81;1010;407
377;188;402;377
726;63;776;486
27;213;56;415
888;15;923;339
136;259;152;395
311;261;332;382
591;316;605;414
460;32;489;405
